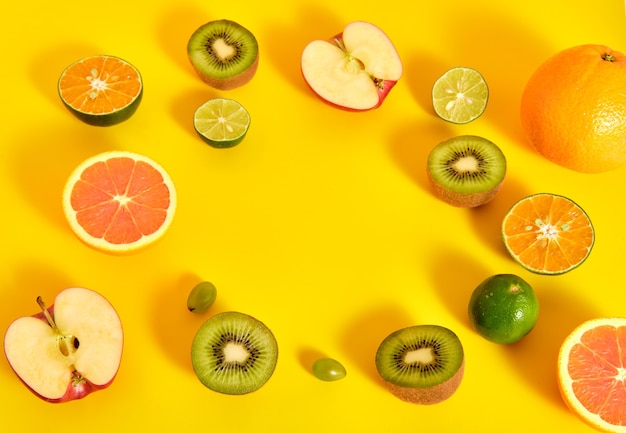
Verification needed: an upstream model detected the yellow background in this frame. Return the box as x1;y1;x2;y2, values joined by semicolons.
2;0;625;431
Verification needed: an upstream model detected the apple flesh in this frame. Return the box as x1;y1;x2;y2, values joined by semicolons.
301;21;403;111
3;287;123;403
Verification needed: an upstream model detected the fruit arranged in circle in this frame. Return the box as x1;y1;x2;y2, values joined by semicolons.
557;317;626;432
3;288;124;403
468;274;539;344
375;324;464;405
187;281;217;314
432;67;489;124
427;135;506;208
520;44;626;173
193;98;251;148
191;311;278;395
312;357;347;382
301;21;403;111
57;55;143;126
62;151;177;254
187;19;259;90
502;193;594;275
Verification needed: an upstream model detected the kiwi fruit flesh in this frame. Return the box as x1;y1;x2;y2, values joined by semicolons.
375;324;464;405
187;19;259;90
427;135;506;208
191;311;278;395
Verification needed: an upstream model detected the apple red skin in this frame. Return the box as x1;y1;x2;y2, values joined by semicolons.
7;305;117;403
301;32;398;112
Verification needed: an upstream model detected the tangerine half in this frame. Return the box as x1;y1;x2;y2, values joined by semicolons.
58;55;143;126
501;193;594;275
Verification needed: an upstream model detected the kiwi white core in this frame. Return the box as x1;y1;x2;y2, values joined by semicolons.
213;39;236;60
405;348;434;365
453;156;480;174
223;342;249;364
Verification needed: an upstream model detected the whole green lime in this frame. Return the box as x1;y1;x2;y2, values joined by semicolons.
468;274;539;344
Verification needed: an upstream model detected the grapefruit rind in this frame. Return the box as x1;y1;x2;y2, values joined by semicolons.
62;151;177;254
501;193;594;275
557;317;626;433
57;55;143;127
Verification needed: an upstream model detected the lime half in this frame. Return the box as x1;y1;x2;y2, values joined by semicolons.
193;98;251;148
432;67;488;124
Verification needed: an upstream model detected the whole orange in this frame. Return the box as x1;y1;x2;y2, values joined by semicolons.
520;44;626;173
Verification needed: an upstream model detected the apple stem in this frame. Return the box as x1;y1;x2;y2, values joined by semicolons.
37;296;80;357
37;296;58;332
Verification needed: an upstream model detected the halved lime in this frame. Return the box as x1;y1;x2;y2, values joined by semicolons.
432;67;488;124
193;98;251;148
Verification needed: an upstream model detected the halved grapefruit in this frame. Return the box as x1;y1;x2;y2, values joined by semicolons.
558;317;626;432
62;151;176;254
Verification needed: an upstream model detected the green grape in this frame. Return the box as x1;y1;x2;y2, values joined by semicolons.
312;357;347;381
187;281;217;314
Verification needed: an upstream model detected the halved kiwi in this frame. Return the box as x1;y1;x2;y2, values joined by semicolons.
191;311;278;395
375;324;464;405
187;19;259;90
427;135;506;208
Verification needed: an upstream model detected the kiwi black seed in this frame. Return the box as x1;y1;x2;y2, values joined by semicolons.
187;19;259;90
375;324;464;405
191;311;278;395
427;135;506;208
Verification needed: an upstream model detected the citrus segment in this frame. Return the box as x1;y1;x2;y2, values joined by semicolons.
558;318;626;432
520;44;626;173
193;98;251;148
58;55;143;126
502;193;594;275
63;151;176;254
432;67;488;124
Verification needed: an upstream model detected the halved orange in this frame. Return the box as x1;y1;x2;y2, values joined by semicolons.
558;317;626;432
58;55;143;126
62;151;176;254
501;193;594;275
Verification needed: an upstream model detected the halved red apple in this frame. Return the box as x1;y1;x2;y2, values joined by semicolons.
4;287;124;403
301;21;403;111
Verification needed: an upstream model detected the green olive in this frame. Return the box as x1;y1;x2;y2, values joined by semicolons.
187;281;217;314
312;357;347;381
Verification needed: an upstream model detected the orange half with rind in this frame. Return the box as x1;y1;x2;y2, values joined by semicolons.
501;193;594;275
58;55;143;126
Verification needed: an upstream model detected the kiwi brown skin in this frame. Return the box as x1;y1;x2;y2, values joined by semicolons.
192;55;259;90
427;175;504;208
426;135;506;208
187;19;259;90
381;358;465;405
